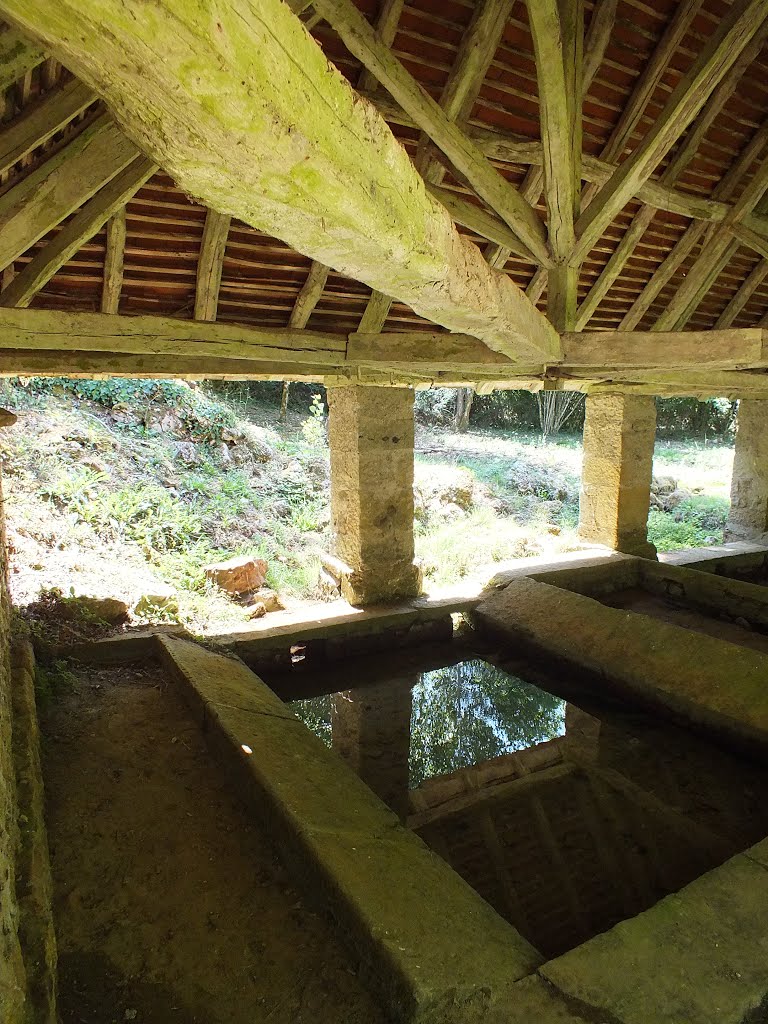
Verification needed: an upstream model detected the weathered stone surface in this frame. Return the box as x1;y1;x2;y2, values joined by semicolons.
474;577;768;748
727;399;768;542
541;848;768;1024
68;594;129;624
252;587;284;613
157;635;542;1022
133;584;178;616
204;556;267;596
246;601;267;620
579;394;657;558
328;386;421;606
9;640;58;1024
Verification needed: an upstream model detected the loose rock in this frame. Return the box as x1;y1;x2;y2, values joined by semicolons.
204;556;268;596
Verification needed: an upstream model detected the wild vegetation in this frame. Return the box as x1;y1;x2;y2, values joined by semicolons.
0;378;735;634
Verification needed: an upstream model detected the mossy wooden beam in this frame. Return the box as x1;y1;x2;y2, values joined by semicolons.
1;0;559;363
0;156;156;308
0;23;45;90
358;290;393;332
194;209;231;322
582;0;617;91
313;0;550;267
0;78;95;177
0;114;140;270
716;259;768;329
575;0;768;261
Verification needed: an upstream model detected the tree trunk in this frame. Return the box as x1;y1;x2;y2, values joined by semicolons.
280;381;290;421
454;387;474;432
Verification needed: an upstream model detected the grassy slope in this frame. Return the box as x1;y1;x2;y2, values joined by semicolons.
0;380;734;632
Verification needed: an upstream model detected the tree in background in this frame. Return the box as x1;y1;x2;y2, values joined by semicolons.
535;390;585;441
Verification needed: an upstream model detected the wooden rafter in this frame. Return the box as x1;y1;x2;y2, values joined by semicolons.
575;0;768;262
715;259;768;329
623;116;768;330
0;114;139;270
195;209;231;323
581;0;617;93
413;0;515;187
289;260;330;330
313;0;551;267
656;150;768;330
580;19;768;330
101;209;125;314
0;77;95;177
0;155;156;308
3;0;559;362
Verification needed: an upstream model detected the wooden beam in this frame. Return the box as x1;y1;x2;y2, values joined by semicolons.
357;0;404;94
0;114;140;270
622;118;768;330
575;0;768;261
194;209;231;322
656;152;768;330
101;209;125;314
348;331;514;366
288;260;330;329
574;19;768;329
715;259;768;329
4;0;559;363
528;0;582;264
0;24;45;90
363;87;768;227
313;0;550;266
582;0;617;92
413;0;515;186
358;290;393;332
426;183;541;262
0;156;156;308
562;328;768;369
0;78;95;177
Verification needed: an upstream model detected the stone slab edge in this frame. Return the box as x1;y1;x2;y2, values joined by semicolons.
9;639;57;1024
155;633;543;1024
472;577;768;752
538;838;768;1024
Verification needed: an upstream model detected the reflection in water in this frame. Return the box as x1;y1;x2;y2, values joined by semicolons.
285;648;768;959
289;659;565;788
410;660;564;787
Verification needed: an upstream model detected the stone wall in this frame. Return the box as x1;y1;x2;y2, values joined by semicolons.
0;475;27;1021
0;473;56;1024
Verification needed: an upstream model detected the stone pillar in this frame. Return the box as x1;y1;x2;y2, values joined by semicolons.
578;393;657;558
328;385;421;605
331;678;414;819
726;399;768;543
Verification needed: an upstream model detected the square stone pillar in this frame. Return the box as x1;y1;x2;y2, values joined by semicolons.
331;678;414;819
726;399;768;542
578;394;657;558
328;385;421;606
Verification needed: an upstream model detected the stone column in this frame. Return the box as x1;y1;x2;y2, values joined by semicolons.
578;393;657;558
726;399;768;543
331;678;414;819
327;385;421;605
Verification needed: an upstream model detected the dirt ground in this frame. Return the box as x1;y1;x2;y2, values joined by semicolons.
41;663;388;1024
